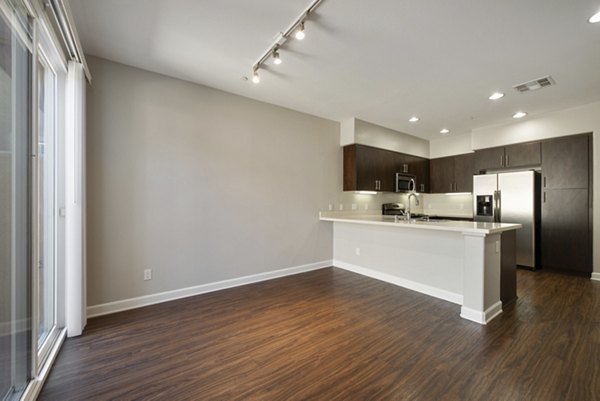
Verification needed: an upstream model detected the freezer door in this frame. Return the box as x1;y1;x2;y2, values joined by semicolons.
498;171;536;268
473;174;498;222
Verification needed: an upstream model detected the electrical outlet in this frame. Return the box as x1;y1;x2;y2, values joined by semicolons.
364;203;369;210
352;203;357;210
355;247;360;256
328;203;333;211
144;269;152;281
339;204;344;211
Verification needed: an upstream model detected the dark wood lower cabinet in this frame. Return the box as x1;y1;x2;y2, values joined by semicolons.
500;230;517;305
541;188;591;274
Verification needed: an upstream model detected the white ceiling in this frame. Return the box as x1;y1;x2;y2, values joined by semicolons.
69;0;600;140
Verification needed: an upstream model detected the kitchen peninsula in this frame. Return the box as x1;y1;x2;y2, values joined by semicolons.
320;213;521;324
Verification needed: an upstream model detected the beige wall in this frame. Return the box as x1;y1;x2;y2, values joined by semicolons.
354;118;430;159
86;56;341;306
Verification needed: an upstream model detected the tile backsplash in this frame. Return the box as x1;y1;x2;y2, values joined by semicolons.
330;192;473;218
421;193;473;218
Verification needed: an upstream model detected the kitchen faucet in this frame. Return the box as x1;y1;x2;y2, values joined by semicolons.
406;191;420;220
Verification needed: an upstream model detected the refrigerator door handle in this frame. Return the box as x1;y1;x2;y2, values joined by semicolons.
494;190;501;222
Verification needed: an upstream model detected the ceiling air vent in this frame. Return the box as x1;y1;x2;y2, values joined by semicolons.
513;76;556;93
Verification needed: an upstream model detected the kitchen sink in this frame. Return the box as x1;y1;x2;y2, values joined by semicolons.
414;216;449;223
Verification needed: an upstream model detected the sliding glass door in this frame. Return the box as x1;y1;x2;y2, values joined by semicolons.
35;41;59;368
0;1;33;399
1;0;68;398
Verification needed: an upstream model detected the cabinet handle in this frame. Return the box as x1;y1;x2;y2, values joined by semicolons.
450;183;453;192
543;192;546;203
403;163;408;173
506;155;509;166
420;183;425;192
543;176;546;188
500;155;504;167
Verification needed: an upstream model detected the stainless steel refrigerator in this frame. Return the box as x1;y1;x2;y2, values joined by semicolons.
473;171;540;269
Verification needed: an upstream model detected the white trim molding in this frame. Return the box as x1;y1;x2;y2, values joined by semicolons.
87;260;332;318
65;61;87;337
333;260;463;305
22;328;67;401
460;301;503;325
592;272;600;281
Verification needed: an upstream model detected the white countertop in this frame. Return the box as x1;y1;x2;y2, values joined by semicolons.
319;213;521;235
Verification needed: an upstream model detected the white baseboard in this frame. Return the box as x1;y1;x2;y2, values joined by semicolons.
592;272;600;281
460;301;503;325
333;260;463;305
87;260;332;318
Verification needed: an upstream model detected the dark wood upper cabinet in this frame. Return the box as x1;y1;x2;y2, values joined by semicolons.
429;153;474;193
454;153;475;192
541;134;589;189
379;149;398;192
343;144;428;192
505;142;541;168
430;156;455;193
474;142;541;172
474;147;505;172
413;157;430;193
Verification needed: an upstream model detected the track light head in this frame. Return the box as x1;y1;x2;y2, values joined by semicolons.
295;22;305;40
273;48;282;65
252;69;260;84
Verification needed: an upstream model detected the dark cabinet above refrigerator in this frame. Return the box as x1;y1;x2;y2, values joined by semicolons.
474;141;541;172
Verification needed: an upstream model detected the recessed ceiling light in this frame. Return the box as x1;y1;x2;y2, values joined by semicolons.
489;92;504;100
589;11;600;23
513;111;527;119
409;116;419;122
440;128;450;135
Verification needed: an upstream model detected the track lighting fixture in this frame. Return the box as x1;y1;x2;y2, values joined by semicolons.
249;0;325;84
273;48;282;65
295;22;306;40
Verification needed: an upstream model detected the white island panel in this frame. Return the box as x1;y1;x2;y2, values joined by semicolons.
333;223;464;304
323;214;521;324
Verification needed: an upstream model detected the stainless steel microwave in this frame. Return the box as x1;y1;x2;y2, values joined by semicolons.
396;173;416;193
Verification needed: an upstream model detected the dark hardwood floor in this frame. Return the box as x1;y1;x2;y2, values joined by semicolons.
38;268;600;401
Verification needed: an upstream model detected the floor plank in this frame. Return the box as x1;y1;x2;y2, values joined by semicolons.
38;267;600;401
